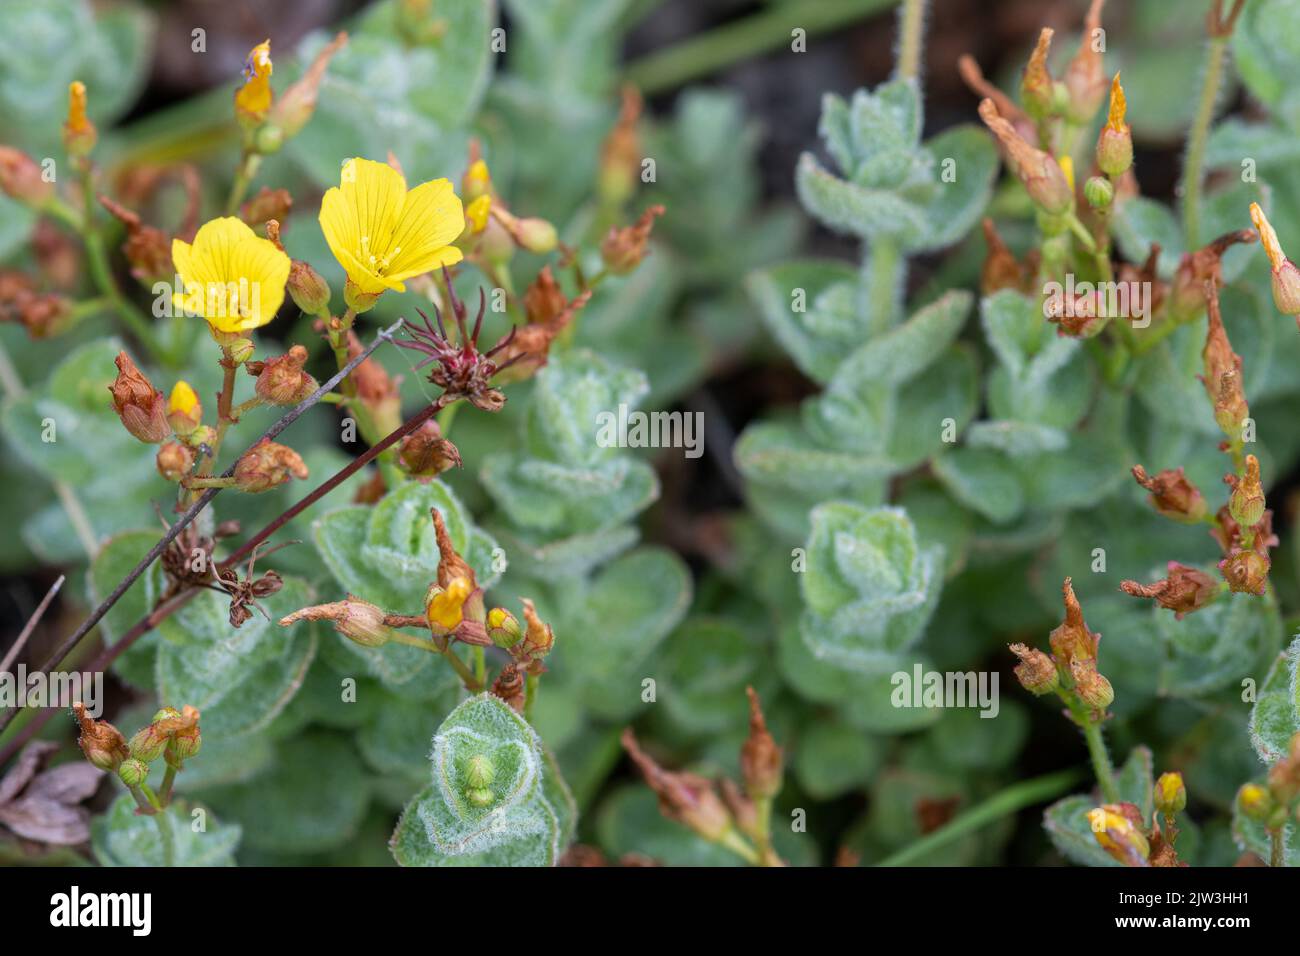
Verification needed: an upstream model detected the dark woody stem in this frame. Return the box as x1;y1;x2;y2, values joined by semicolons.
0;320;406;745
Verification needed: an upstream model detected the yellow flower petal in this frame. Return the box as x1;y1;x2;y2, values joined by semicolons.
171;217;290;333
168;381;199;416
319;157;467;295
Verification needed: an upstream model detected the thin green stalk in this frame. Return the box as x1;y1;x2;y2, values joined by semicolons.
158;765;178;806
473;646;486;686
225;152;263;215
1181;36;1229;249
153;811;176;868
83;226;168;364
894;0;926;81
524;672;539;723
877;768;1085;866
716;827;761;865
623;0;898;94
1270;829;1284;867
1082;719;1120;803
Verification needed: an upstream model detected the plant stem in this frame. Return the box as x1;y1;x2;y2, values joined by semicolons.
153;811;176;867
1082;719;1120;803
83;224;168;364
1181;35;1229;249
473;646;486;686
1270;828;1284;867
894;0;926;81
0;321;407;743
877;767;1086;866
863;237;903;335
225;152;262;216
716;826;761;865
158;765;178;806
524;672;539;722
623;0;898;94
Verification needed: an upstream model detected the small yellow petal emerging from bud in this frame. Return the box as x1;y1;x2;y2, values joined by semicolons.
426;577;472;633
1250;202;1300;316
1088;804;1150;866
63;81;97;156
235;40;274;125
1106;72;1127;131
166;380;202;435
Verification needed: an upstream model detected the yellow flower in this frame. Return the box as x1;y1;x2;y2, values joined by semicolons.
319;157;464;297
168;381;199;418
235;39;273;122
426;576;472;633
465;194;491;234
172;217;291;333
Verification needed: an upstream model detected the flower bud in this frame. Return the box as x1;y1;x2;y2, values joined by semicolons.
109;351;169;443
233;438;309;492
462;158;491;202
1009;643;1060;695
63;81;97;157
285;259;331;316
398;420;462;477
740;686;783;800
462;194;491;237
128;714;173;763
234;39;274;128
1219;547;1270;596
487;607;523;649
1120;563;1218;620
279;596;394;648
1238;782;1273;821
1088;804;1150;866
1020;28;1056;119
1070;658;1114;710
978;99;1073;215
1154;772;1187;817
1228;455;1266;529
268;32;347;140
1064;0;1107;123
1131;465;1207;523
622;729;733;843
0;146;54;206
518;598;555;662
1096;73;1132;177
465;754;495;791
1249;202;1300;317
73;702;129;772
166;380;203;435
600;205;665;274
255;344;318;405
117;757;149;789
1084;175;1114;210
1048;578;1098;668
1202;282;1249;437
156;441;196;481
164;712;202;768
523;265;569;326
516;217;558;255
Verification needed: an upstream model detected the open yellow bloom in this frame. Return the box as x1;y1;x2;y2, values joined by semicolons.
172;217;290;333
235;39;273;122
319;157;464;297
426;576;472;633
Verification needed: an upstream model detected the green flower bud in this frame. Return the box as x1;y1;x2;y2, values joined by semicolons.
117;757;149;788
1083;175;1114;210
